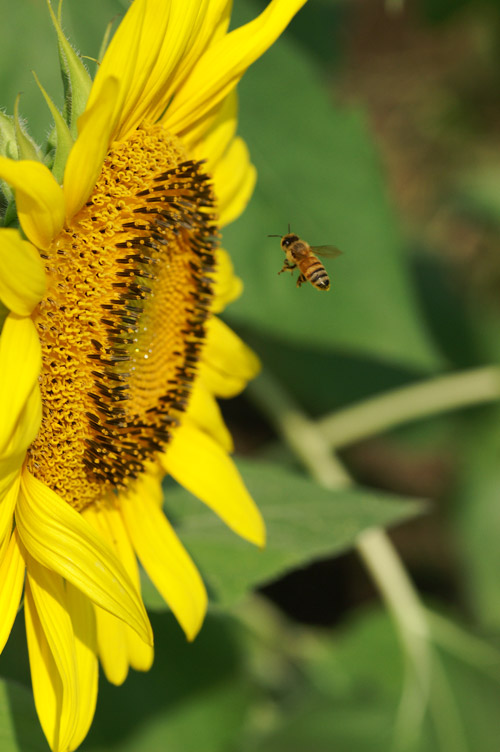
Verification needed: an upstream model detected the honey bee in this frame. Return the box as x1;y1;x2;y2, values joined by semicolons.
268;226;342;291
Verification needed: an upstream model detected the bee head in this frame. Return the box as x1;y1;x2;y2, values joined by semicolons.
281;233;299;249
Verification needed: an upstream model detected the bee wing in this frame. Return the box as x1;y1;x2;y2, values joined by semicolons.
310;245;343;258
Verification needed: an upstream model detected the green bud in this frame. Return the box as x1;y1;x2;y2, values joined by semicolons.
0;111;17;225
46;0;92;139
33;71;74;184
14;94;42;162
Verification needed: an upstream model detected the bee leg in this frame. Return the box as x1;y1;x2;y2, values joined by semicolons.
296;274;307;288
278;262;296;276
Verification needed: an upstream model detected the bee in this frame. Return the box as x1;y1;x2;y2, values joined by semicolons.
268;226;342;291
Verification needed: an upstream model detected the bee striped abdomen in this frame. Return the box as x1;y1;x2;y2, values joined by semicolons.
274;231;337;291
304;258;330;290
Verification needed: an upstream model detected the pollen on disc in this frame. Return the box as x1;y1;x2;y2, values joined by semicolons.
27;124;218;511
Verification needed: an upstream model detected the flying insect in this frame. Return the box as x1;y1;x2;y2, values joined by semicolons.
268;226;342;291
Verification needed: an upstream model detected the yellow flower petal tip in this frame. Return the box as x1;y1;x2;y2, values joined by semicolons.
162;424;267;548
0;157;64;250
244;510;266;550
120;480;208;642
183;597;208;643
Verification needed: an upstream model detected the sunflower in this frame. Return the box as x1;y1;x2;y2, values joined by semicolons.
0;1;305;749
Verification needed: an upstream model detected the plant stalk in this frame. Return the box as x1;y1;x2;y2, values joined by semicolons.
247;368;468;750
318;366;500;449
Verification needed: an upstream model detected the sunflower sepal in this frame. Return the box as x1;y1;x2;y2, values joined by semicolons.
0;111;17;161
46;0;92;138
14;95;42;163
33;72;74;184
0;112;17;219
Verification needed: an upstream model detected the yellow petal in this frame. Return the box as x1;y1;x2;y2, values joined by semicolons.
0;157;64;250
99;0;235;140
108;0;232;135
17;471;153;646
14;382;42;456
125;616;154;673
199;316;260;398
95;604;129;685
219;164;256;227
0;314;41;455
120;475;207;640
96;506;154;675
87;503;141;590
0;457;21;502
0;387;40;543
0;529;9;560
86;0;165;141
129;464;165;508
24;570;95;752
65;582;98;751
89;0;222;141
25;579;65;752
165;0;307;134
63;76;120;221
212;0;233;41
186;382;233;452
0;530;25;654
161;423;265;547
0;229;46;315
183;90;238;170
85;503;154;677
0;472;20;546
84;510;128;685
25;558;78;752
0;383;41;507
97;600;154;678
211;248;243;313
213;136;257;227
118;1;210;135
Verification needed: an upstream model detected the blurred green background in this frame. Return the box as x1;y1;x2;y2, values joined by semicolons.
3;0;500;750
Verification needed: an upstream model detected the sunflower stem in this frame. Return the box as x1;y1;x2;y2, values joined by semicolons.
318;365;500;449
247;368;466;750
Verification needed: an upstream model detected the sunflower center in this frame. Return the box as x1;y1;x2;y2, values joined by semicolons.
27;124;217;510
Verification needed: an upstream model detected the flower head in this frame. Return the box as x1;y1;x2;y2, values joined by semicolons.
0;0;305;749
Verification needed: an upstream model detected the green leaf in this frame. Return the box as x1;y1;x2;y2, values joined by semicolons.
223;0;442;371
0;678;45;751
142;458;425;609
255;607;500;752
81;612;253;752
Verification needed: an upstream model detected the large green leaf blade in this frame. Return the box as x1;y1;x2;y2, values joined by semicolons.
142;459;425;609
